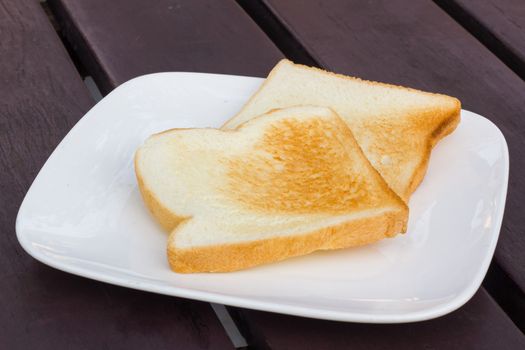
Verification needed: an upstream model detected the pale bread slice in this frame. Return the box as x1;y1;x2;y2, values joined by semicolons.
135;106;408;273
222;59;461;202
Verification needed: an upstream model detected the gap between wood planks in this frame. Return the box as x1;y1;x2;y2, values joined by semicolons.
39;2;249;348
434;0;525;82
433;0;525;332
236;0;319;67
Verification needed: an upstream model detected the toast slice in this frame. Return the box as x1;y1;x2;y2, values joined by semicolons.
222;59;461;202
135;106;408;273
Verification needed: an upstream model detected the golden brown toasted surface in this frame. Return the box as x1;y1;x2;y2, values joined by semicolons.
225;115;385;214
353;109;458;200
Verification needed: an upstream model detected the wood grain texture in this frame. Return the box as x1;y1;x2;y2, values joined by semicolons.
261;0;525;320
436;0;525;80
230;289;525;350
47;0;284;94
0;0;232;348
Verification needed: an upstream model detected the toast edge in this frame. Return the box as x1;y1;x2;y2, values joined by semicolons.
221;59;290;129
135;149;187;232
221;59;461;130
405;103;461;200
168;207;408;273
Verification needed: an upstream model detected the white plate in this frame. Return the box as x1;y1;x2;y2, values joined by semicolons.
16;73;508;323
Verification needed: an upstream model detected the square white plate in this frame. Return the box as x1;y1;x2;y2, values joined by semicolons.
16;73;508;323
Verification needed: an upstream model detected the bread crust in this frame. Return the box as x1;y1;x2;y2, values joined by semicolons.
168;207;407;273
135;154;187;232
405;108;461;199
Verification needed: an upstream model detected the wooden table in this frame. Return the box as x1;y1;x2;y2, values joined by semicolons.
1;0;524;348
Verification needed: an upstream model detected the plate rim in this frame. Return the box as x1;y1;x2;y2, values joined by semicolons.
15;72;510;323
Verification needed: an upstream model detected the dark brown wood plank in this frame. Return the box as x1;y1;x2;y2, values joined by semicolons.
436;0;525;80
0;0;232;348
230;289;525;350
47;0;284;94
258;0;525;328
